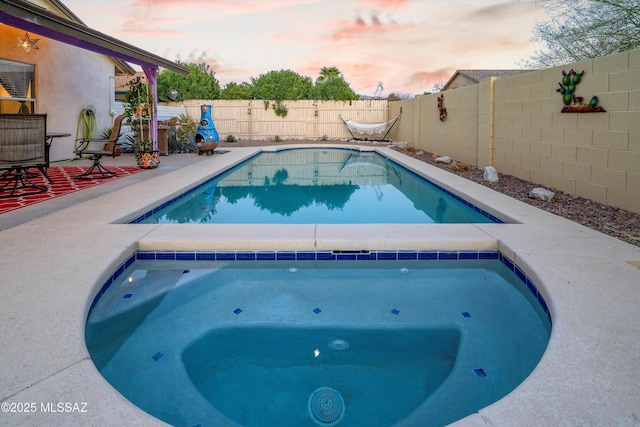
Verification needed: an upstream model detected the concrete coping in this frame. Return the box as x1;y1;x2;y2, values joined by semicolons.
1;144;639;426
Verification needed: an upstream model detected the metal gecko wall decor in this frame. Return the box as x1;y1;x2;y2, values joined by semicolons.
556;69;606;113
437;94;447;121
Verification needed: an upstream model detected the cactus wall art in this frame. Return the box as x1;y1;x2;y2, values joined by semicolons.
556;69;605;113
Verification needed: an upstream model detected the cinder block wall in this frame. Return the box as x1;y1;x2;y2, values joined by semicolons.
389;48;640;214
389;86;480;168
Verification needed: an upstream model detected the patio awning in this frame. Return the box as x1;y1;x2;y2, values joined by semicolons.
0;0;190;147
0;0;189;75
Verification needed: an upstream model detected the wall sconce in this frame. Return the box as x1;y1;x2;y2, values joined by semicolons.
15;32;40;54
247;108;251;115
314;109;318;117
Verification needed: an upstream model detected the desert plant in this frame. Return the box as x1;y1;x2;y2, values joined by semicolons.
226;134;237;142
100;126;113;139
450;161;473;172
321;134;329;141
273;135;282;142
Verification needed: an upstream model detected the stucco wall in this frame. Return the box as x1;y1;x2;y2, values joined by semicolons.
1;23;117;162
389;48;640;214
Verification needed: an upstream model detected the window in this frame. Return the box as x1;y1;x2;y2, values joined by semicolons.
0;58;35;114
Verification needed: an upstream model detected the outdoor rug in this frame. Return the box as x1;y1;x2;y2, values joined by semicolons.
0;166;143;215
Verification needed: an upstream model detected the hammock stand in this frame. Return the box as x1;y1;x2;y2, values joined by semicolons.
339;114;401;141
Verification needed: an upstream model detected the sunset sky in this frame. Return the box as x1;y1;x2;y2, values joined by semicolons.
62;0;550;97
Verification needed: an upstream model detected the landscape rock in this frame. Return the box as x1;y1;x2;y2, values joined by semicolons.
529;187;555;201
434;156;451;164
483;166;499;182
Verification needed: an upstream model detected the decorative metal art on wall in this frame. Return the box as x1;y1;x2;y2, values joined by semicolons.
557;69;606;113
437;94;447;121
14;32;40;54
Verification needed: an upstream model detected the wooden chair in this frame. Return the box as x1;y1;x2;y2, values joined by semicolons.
74;114;125;179
0;114;49;198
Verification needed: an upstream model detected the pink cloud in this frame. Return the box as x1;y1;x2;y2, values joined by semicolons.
328;16;414;43
64;0;548;97
402;68;456;92
357;0;414;11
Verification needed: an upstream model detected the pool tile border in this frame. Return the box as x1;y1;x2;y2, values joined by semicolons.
89;250;550;326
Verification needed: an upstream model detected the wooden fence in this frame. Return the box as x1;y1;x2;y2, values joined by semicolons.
169;99;390;141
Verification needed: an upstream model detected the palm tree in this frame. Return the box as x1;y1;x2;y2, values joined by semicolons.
317;66;342;83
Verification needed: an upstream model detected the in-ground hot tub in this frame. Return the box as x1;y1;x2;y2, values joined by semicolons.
86;251;550;427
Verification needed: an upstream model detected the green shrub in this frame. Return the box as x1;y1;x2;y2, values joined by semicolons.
176;114;198;150
226;134;237;142
273;135;282;142
272;102;288;117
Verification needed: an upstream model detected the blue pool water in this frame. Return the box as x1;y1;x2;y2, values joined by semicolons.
86;252;550;427
132;149;500;224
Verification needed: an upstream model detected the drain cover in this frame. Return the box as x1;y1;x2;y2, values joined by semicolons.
308;387;345;426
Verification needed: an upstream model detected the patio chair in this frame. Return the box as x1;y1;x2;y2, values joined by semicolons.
0;114;50;198
74;114;125;179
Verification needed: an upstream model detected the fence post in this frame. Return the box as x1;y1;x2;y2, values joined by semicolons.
248;100;253;141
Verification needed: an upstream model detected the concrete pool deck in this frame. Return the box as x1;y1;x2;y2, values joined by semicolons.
1;144;639;426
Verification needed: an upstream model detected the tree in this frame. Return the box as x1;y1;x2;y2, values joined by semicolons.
314;67;359;101
317;66;341;81
522;0;640;68
249;69;314;101
157;62;220;101
220;82;252;100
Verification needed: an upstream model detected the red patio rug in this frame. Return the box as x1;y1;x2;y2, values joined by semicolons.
0;165;143;215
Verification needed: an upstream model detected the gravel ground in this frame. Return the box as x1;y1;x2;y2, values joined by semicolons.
393;146;640;248
217;139;640;248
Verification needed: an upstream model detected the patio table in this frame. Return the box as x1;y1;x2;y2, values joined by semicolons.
45;132;71;168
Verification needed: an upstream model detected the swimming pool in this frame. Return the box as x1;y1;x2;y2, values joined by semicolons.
86;250;550;427
131;149;502;224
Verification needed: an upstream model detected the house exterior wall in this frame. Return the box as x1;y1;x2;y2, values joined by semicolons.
1;22;117;162
443;74;477;90
389;48;640;214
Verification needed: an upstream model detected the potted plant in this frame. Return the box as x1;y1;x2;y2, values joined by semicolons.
133;134;160;169
124;76;160;169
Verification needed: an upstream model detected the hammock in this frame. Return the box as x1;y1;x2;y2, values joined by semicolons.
339;152;387;172
339;152;401;178
339;114;400;141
